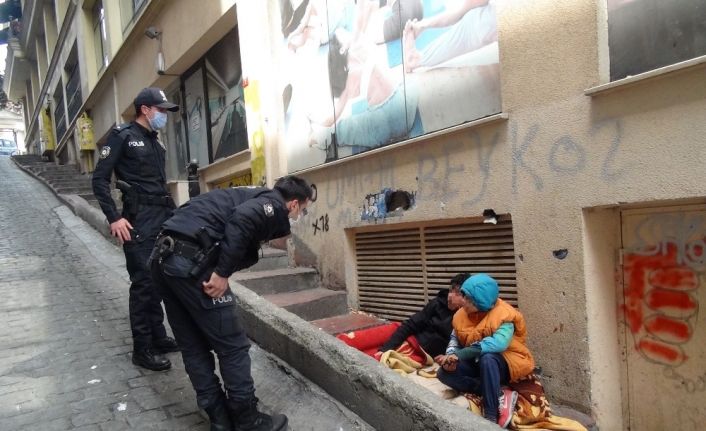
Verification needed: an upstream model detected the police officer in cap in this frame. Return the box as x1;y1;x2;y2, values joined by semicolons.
92;87;181;371
150;175;315;431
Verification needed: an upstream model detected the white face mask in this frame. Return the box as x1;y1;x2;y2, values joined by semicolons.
288;203;307;225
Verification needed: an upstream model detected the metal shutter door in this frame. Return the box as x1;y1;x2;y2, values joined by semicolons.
355;217;517;321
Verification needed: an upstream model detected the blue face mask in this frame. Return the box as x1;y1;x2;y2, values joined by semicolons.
148;110;168;130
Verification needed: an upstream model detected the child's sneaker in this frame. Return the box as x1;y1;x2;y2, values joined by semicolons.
497;388;518;428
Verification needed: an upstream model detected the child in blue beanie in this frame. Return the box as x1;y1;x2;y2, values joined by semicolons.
435;274;535;428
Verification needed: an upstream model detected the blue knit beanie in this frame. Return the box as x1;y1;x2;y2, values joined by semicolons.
460;273;499;311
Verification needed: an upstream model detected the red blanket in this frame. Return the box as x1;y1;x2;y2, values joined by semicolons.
336;323;432;366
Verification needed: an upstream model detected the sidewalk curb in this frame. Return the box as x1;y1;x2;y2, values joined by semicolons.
12;158;112;241
232;282;502;431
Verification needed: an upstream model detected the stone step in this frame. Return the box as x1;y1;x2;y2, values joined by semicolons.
33;167;80;174
262;288;348;321
48;180;92;189
12;155;43;163
244;247;289;272
37;173;83;181
231;267;318;295
32;162;78;168
38;170;83;177
47;176;91;184
310;312;388;335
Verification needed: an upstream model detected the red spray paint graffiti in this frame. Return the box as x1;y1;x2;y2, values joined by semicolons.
623;242;700;367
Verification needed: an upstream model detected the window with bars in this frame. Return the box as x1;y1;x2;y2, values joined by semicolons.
65;61;82;123
355;216;517;321
54;84;67;141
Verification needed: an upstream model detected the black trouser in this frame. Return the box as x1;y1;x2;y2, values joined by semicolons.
437;353;510;421
123;204;171;351
151;253;255;409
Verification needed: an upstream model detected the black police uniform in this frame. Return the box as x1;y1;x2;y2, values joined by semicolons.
92;121;175;357
150;187;290;429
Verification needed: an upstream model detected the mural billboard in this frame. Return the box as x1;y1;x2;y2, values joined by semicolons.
278;0;502;172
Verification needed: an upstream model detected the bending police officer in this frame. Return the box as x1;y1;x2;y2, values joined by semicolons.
92;87;181;371
150;176;314;431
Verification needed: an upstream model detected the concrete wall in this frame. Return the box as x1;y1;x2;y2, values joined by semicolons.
235;0;706;425
582;206;623;431
90;80;117;143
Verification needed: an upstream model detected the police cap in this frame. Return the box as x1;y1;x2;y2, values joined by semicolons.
134;87;179;112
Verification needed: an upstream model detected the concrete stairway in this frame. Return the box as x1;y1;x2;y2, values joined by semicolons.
231;248;387;333
218;234;388;334
12;156;101;208
231;248;353;323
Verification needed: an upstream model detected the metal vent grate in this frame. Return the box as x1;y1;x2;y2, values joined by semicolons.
355;217;517;321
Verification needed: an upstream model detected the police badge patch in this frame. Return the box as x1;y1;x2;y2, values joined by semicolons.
263;203;274;217
100;146;111;159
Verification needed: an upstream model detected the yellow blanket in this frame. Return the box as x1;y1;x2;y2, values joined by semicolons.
379;341;434;375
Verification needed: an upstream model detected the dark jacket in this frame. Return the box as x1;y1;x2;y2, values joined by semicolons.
379;289;454;356
92;122;168;223
162;187;291;278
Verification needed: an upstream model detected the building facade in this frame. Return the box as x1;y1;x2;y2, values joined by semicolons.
5;1;706;430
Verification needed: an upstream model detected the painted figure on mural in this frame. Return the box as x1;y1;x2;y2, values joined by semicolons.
279;0;502;172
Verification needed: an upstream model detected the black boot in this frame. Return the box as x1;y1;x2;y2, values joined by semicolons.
131;348;171;371
153;336;180;353
204;399;233;431
229;398;288;431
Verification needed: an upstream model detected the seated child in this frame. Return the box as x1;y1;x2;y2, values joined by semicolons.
374;273;469;359
435;273;535;429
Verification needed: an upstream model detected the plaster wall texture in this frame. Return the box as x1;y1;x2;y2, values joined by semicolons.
260;0;706;418
89;81;118;143
582;207;623;431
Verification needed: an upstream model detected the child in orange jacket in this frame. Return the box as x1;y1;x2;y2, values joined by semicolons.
435;273;535;428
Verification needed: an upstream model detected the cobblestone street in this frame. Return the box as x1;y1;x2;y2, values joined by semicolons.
0;157;370;431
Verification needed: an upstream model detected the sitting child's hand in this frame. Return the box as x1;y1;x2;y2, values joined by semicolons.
442;354;458;372
434;355;446;366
